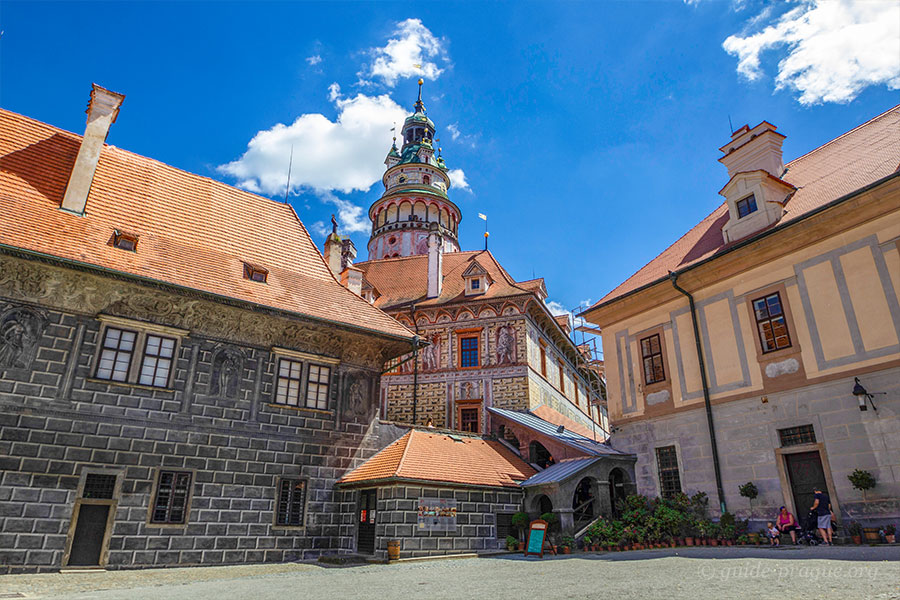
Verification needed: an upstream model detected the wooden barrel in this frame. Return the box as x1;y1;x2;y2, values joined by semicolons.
387;540;401;560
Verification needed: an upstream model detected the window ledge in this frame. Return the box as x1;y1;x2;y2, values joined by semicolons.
265;403;334;417
145;522;188;529
757;345;801;362
271;525;307;531
86;377;174;393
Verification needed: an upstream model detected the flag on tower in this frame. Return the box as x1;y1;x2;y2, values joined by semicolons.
478;213;487;220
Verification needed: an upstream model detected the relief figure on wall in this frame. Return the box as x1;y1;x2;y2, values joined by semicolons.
460;381;477;400
496;324;517;365
0;306;45;371
344;371;372;423
210;346;244;399
422;333;441;371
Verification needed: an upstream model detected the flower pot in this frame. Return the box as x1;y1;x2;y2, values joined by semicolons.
709;539;718;547
851;535;862;545
518;542;525;551
677;538;684;546
685;537;694;546
563;547;571;554
887;534;896;544
387;540;401;560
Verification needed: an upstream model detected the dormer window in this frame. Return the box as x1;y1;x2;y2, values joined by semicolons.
462;262;490;296
736;194;758;218
112;230;138;252
243;263;268;283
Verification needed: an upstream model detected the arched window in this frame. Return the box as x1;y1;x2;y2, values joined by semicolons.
528;441;554;469
423;175;431;185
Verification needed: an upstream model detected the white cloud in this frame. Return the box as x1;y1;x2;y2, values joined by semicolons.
446;122;461;140
723;0;900;105
218;85;409;195
318;191;371;234
545;300;570;317
360;18;447;87
306;54;322;66
447;168;470;192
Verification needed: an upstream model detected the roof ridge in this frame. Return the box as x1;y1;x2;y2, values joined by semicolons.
394;429;415;477
786;104;900;168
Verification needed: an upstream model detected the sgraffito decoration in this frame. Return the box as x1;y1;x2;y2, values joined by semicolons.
0;305;47;371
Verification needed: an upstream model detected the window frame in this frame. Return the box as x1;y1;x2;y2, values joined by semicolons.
275;357;304;407
539;339;547;377
640;333;666;385
455;328;482;370
95;326;138;383
456;399;482;433
92;316;187;389
270;348;340;412
655;445;682;500
273;477;309;529
736;194;758;219
305;364;331;410
752;291;792;354
146;468;194;527
138;333;177;388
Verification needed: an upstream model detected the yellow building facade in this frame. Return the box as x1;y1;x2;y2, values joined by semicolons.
583;107;900;528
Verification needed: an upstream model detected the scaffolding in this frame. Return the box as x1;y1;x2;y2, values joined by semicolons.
562;302;607;421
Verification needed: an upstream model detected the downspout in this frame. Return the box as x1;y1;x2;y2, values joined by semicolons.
669;271;727;516
411;304;420;425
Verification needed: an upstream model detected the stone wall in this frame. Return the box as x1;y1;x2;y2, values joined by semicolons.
0;259;405;574
611;366;900;529
370;484;523;559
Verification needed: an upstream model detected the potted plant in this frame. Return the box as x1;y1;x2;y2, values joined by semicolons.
561;535;575;554
848;469;876;501
506;535;519;552
738;482;758;518
848;521;863;545
885;524;896;544
583;533;593;551
511;511;529;551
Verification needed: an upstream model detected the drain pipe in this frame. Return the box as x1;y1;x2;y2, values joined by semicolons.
411;304;420;425
669;271;727;516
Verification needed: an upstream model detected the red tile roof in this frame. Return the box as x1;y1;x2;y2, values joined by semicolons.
337;429;536;488
591;105;900;308
356;250;537;310
0;108;414;341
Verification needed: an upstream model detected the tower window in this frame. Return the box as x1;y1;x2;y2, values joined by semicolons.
736;194;758;218
423;175;430;185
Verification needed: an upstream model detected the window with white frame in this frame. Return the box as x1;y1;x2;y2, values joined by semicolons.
306;365;331;409
94;319;185;388
273;354;333;410
275;358;303;406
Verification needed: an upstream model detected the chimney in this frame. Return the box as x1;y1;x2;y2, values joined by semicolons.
341;266;363;296
340;238;357;271
718;121;785;180
427;225;443;299
323;215;343;276
61;84;125;214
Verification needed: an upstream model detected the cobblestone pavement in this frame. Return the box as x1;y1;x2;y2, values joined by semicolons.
1;546;898;600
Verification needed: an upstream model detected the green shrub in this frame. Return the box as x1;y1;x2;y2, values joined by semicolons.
848;469;876;500
506;535;518;548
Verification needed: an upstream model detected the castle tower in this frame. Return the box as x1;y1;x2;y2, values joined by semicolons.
367;80;462;260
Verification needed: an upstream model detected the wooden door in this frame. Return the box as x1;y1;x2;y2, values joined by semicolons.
785;451;827;519
68;504;111;566
357;489;377;554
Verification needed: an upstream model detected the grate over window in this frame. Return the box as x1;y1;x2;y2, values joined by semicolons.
151;470;192;524
276;479;306;527
778;424;816;447
655;446;682;500
83;473;117;499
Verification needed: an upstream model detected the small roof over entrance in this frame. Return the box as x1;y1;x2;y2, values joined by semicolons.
489;407;624;457
519;457;602;488
336;428;536;489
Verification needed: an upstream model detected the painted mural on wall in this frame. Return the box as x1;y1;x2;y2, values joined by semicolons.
422;333;441;371
343;370;373;423
496;324;517;365
210;345;244;399
460;380;479;400
0;306;46;371
417;497;458;532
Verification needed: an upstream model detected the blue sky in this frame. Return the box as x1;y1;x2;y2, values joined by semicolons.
2;1;898;328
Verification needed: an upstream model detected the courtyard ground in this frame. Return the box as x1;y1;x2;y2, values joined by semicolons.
1;546;897;600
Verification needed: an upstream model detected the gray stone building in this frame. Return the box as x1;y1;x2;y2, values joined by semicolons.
0;86;419;573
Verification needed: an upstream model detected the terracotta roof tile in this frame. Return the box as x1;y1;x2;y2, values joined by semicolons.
592;105;900;308
0;108;414;341
356;250;535;309
337;429;536;488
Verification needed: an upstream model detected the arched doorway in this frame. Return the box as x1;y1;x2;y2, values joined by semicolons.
572;477;595;530
528;441;554;469
609;468;628;518
536;494;553;516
